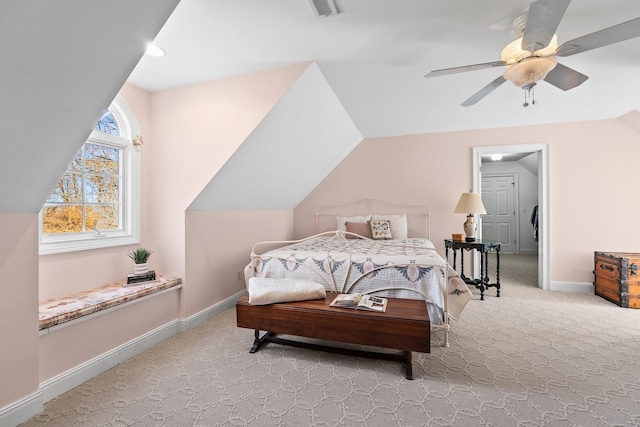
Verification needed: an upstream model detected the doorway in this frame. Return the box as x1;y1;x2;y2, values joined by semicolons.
473;144;549;290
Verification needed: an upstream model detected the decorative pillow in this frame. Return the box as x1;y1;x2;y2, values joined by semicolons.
372;213;408;239
336;215;371;232
368;219;393;240
345;221;371;239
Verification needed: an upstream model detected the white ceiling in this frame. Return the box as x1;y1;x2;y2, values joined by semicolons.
127;0;640;138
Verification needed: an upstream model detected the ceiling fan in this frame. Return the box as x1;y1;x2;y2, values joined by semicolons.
424;0;640;107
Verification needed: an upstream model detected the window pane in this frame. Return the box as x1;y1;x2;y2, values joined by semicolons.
42;205;83;233
70;148;83;172
94;110;119;136
84;144;119;174
84;174;119;203
47;173;82;203
86;204;119;230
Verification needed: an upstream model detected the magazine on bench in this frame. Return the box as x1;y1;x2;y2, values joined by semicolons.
330;293;388;312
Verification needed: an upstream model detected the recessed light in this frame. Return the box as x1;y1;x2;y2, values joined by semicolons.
490;154;503;161
145;43;165;57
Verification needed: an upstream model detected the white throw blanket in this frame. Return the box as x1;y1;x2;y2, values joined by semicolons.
247;277;327;305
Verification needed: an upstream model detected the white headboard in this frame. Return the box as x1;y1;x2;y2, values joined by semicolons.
315;198;430;239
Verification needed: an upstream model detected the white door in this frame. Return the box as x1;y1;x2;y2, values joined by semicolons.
481;175;517;253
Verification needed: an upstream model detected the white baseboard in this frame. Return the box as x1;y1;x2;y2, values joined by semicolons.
179;289;246;332
550;281;594;293
0;390;43;427
1;291;247;427
40;320;181;403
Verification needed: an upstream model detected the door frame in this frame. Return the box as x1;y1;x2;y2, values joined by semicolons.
473;144;549;290
482;173;520;254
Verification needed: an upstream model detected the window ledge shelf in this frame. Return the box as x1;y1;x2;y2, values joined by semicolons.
39;276;182;335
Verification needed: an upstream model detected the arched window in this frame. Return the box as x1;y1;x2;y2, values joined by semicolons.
39;95;140;254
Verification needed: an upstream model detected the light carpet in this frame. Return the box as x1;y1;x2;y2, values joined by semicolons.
21;255;640;426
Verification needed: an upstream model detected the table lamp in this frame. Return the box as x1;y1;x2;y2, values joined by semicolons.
453;192;487;242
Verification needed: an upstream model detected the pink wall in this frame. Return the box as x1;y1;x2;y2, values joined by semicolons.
148;62;309;318
185;210;293;316
295;132;472;245
297;117;640;285
0;214;39;408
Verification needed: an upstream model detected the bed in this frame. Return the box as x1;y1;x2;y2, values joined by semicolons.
244;199;472;346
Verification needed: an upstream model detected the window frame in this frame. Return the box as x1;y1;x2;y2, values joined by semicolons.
39;95;140;255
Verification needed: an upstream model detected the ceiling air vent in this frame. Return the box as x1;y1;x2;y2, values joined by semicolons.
308;0;338;18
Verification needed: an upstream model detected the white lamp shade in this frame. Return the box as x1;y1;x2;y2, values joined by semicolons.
453;193;487;215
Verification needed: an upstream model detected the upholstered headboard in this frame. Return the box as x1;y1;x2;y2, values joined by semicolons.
315;198;430;239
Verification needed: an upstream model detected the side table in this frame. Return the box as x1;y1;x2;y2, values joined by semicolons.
444;239;501;300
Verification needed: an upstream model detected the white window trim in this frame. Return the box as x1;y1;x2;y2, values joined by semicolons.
39;95;141;255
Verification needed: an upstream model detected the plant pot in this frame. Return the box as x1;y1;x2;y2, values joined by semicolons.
133;262;149;275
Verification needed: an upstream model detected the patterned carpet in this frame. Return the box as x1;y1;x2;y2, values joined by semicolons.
21;255;640;426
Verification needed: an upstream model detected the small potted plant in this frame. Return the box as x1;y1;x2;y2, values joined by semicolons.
127;247;153;275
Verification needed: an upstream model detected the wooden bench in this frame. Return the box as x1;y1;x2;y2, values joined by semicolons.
236;292;430;379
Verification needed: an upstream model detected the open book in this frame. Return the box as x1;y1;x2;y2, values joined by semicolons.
329;293;388;312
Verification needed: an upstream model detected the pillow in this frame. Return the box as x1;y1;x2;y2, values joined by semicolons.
336;215;371;232
372;213;408;239
368;219;393;240
345;221;371;239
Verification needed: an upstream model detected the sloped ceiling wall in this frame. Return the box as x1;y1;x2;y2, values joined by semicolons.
188;62;363;211
0;0;179;213
518;152;539;177
618;110;640;134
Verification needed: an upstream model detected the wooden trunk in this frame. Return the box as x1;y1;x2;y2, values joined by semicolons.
593;251;640;309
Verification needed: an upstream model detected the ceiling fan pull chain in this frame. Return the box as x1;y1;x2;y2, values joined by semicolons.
523;84;536;107
532;85;536;105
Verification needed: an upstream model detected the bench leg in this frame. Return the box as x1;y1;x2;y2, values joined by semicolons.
249;329;418;380
250;329;272;353
404;351;413;380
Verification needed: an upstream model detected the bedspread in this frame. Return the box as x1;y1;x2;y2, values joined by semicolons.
249;235;471;323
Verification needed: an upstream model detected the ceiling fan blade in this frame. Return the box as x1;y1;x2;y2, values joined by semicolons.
424;61;506;78
555;17;640;57
521;0;571;52
543;63;588;90
461;75;507;107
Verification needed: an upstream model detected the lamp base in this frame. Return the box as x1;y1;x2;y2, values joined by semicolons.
462;215;477;243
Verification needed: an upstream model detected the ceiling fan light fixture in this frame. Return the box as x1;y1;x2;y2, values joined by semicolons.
500;34;558;89
503;56;557;88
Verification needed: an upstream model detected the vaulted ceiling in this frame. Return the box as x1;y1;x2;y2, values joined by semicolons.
2;0;640;213
128;0;640;137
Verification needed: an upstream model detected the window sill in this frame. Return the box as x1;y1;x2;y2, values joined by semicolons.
39;233;139;255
